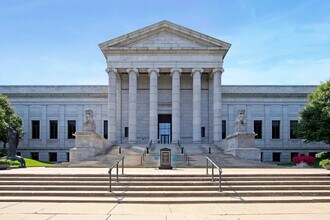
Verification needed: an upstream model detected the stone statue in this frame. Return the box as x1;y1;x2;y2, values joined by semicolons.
2;126;26;168
234;109;247;133
83;109;96;133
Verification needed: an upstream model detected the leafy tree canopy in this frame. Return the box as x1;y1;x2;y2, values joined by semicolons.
0;93;24;146
297;80;330;144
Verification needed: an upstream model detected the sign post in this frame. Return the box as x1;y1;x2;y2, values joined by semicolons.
159;148;172;169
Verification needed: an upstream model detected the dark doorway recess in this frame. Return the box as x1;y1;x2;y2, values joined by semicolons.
158;114;172;144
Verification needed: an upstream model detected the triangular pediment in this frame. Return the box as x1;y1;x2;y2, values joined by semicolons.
99;20;231;56
123;31;206;48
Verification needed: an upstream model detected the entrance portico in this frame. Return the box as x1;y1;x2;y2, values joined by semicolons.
99;20;231;145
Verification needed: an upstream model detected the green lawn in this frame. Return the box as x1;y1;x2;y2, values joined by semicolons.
9;158;54;167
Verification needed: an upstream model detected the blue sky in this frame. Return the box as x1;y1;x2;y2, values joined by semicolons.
0;0;329;85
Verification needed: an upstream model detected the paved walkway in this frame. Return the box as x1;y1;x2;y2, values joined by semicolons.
0;202;329;219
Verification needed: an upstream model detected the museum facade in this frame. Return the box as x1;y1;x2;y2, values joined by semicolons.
0;21;328;163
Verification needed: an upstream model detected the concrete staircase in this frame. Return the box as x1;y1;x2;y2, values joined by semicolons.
0;172;329;203
64;143;275;168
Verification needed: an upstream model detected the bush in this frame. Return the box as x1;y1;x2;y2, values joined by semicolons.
319;159;330;168
315;152;330;160
0;159;10;165
292;156;316;164
0;148;7;157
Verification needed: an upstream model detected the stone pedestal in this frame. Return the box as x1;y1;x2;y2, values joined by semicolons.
70;132;107;162
224;132;260;161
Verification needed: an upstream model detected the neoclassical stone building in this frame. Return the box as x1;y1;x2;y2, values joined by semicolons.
0;21;329;163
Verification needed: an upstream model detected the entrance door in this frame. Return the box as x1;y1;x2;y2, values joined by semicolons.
158;115;172;144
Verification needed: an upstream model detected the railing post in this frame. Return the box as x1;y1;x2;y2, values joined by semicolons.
109;169;112;192
211;164;214;182
206;158;208;175
122;157;124;174
116;163;119;182
219;170;222;192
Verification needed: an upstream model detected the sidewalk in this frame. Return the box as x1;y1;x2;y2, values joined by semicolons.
0;202;329;219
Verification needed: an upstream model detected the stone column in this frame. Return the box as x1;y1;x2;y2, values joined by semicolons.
170;68;182;144
212;68;224;144
191;68;203;144
148;68;159;144
127;68;139;144
106;67;117;145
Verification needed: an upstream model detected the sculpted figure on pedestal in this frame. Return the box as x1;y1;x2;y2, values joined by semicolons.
83;109;96;133
234;109;247;133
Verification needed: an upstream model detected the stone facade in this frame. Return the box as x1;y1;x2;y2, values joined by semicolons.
0;21;329;162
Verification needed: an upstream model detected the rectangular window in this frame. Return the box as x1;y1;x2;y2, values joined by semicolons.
309;152;317;157
260;152;263;162
49;120;58;139
103;120;108;139
32;120;40;139
272;120;280;139
201;127;205;138
67;152;70;162
272;152;281;162
290;120;298;139
291;152;299;161
30;152;39;161
254;120;262;139
124;127;128;138
49;152;57;162
222;120;226;139
17;152;21;156
67;120;76;139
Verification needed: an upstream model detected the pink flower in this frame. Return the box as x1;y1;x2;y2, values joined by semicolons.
292;156;316;164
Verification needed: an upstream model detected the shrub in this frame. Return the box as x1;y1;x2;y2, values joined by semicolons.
292;155;316;164
0;148;7;157
0;159;10;165
315;152;330;160
319;159;330;168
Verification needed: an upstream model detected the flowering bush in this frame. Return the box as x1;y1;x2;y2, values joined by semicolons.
292;156;316;164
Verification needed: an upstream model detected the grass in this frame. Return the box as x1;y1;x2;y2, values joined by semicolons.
9;158;54;167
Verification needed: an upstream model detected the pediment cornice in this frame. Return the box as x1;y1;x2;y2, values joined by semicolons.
99;20;231;57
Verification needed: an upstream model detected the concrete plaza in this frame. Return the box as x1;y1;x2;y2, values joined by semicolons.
0;202;329;220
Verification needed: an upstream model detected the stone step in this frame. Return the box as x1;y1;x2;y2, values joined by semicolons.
1;180;329;186
0;185;329;191
1;196;330;204
1;190;330;197
0;176;328;182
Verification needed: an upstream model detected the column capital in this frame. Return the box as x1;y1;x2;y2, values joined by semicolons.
170;68;182;77
126;68;139;76
105;67;118;76
212;68;224;75
147;68;160;77
191;68;204;76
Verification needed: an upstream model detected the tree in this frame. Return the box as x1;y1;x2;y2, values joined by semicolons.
0;93;24;148
297;80;330;144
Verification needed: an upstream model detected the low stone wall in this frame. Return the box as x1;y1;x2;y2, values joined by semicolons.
70;132;108;162
223;132;261;161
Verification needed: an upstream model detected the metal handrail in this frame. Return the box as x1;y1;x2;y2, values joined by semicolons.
108;156;125;192
141;140;152;165
178;140;189;165
205;156;222;192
